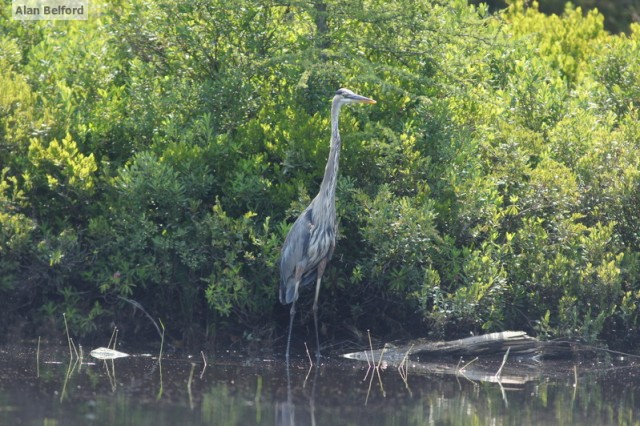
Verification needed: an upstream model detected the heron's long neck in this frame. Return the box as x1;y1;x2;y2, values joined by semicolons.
318;101;342;210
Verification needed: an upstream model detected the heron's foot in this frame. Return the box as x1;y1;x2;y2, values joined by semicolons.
315;349;322;363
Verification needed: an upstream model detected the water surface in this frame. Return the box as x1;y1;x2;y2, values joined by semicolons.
1;344;639;425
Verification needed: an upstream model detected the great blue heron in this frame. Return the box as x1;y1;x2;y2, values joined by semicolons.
279;88;376;363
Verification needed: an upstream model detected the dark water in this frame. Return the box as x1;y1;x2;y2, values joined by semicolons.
1;344;640;425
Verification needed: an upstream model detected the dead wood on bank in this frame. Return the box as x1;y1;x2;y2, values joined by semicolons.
343;331;580;364
341;331;601;385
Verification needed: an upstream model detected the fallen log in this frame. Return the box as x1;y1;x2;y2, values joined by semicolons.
342;331;576;364
341;331;634;386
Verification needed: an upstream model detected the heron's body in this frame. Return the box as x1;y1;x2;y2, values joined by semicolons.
279;88;375;363
279;200;336;305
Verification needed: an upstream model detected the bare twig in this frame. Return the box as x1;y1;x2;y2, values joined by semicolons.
459;357;479;372
187;363;196;410
158;319;165;362
363;347;372;381
365;331;387;405
497;379;508;407
78;344;84;373
397;344;413;381
156;318;165;401
573;364;578;401
304;342;314;368
363;330;374;381
200;351;208;379
107;327;117;349
495;347;511;380
368;330;375;369
60;357;79;402
36;336;41;378
374;345;386;393
70;338;80;359
63;313;73;360
118;296;163;339
397;344;413;397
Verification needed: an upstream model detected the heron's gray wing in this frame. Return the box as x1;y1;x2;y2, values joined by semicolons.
279;208;314;304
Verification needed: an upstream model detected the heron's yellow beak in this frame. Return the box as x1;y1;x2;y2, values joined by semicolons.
346;92;376;104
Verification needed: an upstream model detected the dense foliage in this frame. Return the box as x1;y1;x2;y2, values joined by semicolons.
471;0;640;34
2;0;640;350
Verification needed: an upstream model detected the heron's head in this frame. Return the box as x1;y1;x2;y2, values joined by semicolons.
333;88;376;106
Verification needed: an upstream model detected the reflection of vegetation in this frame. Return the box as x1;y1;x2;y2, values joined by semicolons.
201;386;244;425
356;363;640;425
2;0;640;349
5;347;640;425
59;357;79;403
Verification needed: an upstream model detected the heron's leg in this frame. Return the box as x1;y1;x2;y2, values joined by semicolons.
286;298;296;366
313;259;327;360
286;270;303;365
